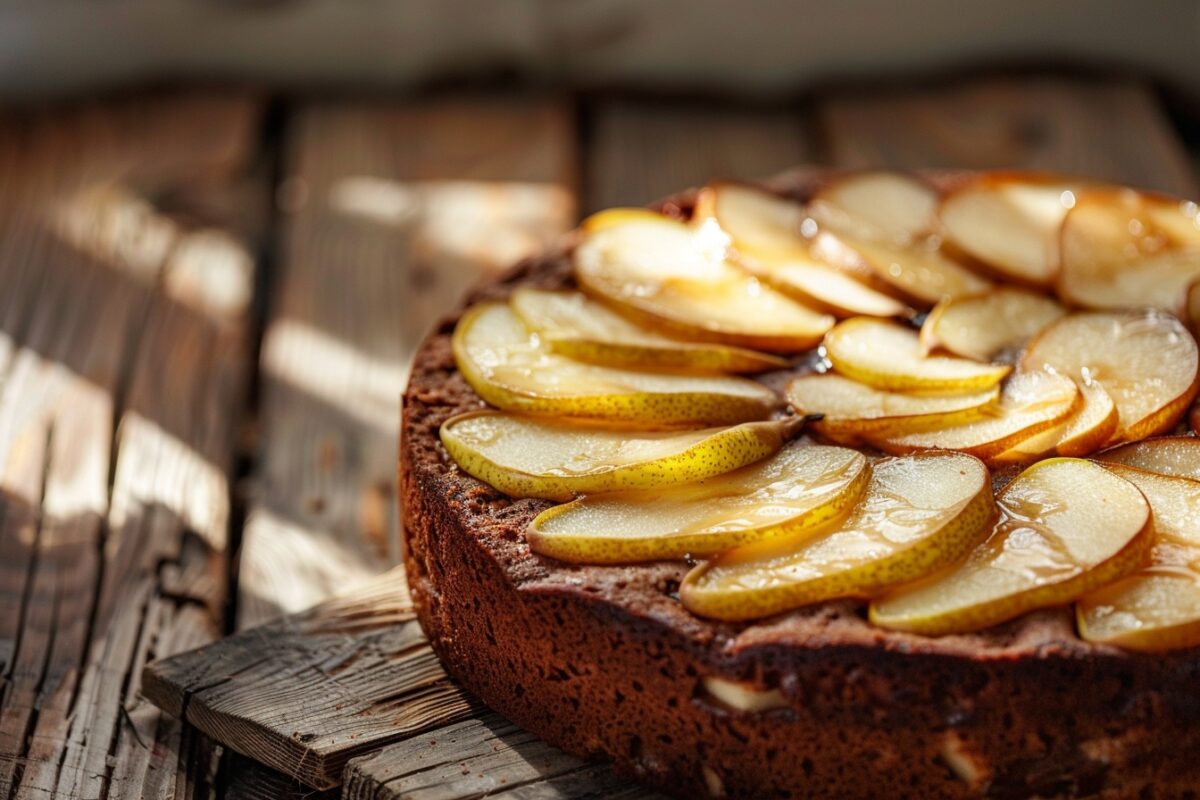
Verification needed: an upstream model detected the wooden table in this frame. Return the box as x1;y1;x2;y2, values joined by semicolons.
0;76;1196;799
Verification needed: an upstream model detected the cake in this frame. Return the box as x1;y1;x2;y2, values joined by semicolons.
400;169;1200;799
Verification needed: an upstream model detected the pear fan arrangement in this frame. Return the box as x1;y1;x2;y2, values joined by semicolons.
443;169;1200;650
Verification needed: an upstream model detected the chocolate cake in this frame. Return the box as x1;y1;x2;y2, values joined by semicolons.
400;172;1200;799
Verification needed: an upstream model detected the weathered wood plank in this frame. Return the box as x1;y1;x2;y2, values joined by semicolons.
238;96;577;628
587;98;810;210
344;712;665;800
223;753;338;800
144;567;477;791
819;77;1199;195
0;94;262;799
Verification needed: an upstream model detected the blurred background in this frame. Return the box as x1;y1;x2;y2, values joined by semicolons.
2;3;1200;798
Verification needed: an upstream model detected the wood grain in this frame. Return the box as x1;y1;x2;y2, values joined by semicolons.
819;77;1199;195
144;567;477;790
344;712;666;800
0;94;262;799
237;96;578;629
587;98;811;211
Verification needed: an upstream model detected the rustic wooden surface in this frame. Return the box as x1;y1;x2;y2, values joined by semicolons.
237;96;578;629
0;92;263;799
3;76;1198;799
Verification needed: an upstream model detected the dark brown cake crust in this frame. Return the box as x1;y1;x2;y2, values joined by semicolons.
400;171;1200;799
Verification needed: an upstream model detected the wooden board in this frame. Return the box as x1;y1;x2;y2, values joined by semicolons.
0;93;262;798
237;96;578;629
819;76;1199;195
144;568;477;791
587;98;810;210
344;712;665;800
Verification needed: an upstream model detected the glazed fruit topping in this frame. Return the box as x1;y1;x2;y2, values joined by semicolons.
441;169;1200;646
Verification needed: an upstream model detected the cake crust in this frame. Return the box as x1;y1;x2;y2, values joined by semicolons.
401;173;1200;799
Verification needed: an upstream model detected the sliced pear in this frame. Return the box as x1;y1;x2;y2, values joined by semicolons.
440;410;807;502
574;208;834;352
1021;311;1200;443
811;231;991;308
920;288;1065;362
1077;464;1200;651
809;170;941;244
695;183;909;318
680;452;993;621
808;171;991;306
526;444;869;563
939;174;1081;285
787;373;998;442
870;458;1153;636
453;303;779;426
1059;188;1200;311
824;318;1010;393
993;380;1118;463
1094;436;1200;482
509;288;787;374
692;181;808;255
870;369;1079;463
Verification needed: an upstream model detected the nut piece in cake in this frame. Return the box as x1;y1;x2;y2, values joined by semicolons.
680;452;994;621
1021;310;1200;443
452;302;779;426
440;410;808;502
573;208;834;352
870;458;1152;635
525;443;868;562
510;287;787;374
1077;463;1200;651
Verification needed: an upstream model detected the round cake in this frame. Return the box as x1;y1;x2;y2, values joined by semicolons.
401;169;1200;799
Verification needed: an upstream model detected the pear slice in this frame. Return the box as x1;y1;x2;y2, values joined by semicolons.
1058;188;1200;311
1094;436;1200;482
680;452;993;621
694;183;909;318
787;373;998;442
440;410;808;502
1076;464;1200;651
992;380;1118;464
870;458;1153;636
920;288;1066;362
573;208;834;352
453;302;779;426
824;317;1011;393
808;171;991;306
510;288;787;374
809;170;941;244
939;174;1081;285
526;444;869;563
1021;310;1200;443
869;369;1079;463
